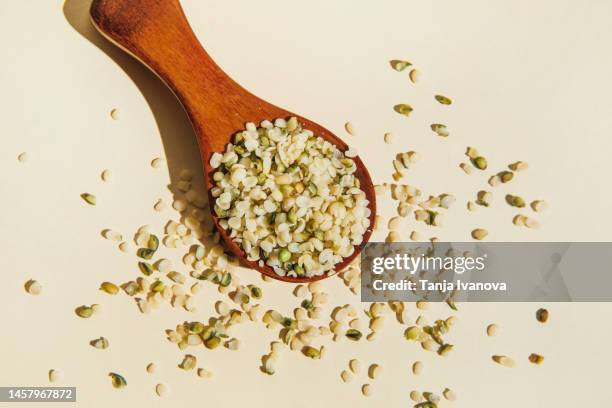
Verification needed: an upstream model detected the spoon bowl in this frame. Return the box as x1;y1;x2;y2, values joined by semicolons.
90;0;376;282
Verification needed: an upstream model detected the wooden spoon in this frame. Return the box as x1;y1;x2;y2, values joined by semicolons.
90;0;377;282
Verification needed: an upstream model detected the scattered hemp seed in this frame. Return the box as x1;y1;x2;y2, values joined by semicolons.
370;316;385;332
361;383;373;397
438;344;454;356
410;391;423;402
346;329;363;341
531;200;548;212
179;354;197;370
167;271;185;284
146;363;156;374
386;231;400;243
190;282;202;294
416;300;429;310
404;326;422;341
345;122;356;136
341;370;353;383
415;210;429;223
409;68;419;83
471;228;488;240
509;161;528;171
528;353;545;365
81;193;96;206
122;281;140;296
135;298;150;315
398;202;411;217
388;216;402;230
439;194;455;209
154;199;165;212
368;364;382;379
506;194;526;208
431;124;449;137
488;175;501;187
492;355;515;367
513;214;528;226
349;359;361;373
499;171;514;183
384;132;393;144
476;191;492;207
443;388;457;401
151;157;163;168
109;372;127;388
393;159;407;178
103;229;123;242
435;94;452;105
224;338;240;350
101;169;111;182
188;321;205;334
157;259;173;274
137;248;155;260
412;361;423;375
486;324;499;337
110;108;119;120
17;152;28;162
48;369;61;383
147;234;159;251
197;368;213;378
407;151;422;163
394;104;413;117
460;162;473;174
472;156;488;170
536;308;549;323
75;305;94;318
423;392;441;404
247;285;263;300
138;262;154;276
465;146;479;159
155;383;168;397
90;337;109;349
302;346;321;359
24;279;41;295
369;303;383;317
390;59;412;71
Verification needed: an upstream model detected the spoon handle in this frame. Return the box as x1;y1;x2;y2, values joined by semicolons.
90;0;255;153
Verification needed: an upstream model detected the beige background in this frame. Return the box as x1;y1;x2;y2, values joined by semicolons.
1;0;611;406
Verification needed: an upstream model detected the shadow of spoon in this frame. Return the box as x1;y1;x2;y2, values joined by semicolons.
63;0;222;253
63;0;202;199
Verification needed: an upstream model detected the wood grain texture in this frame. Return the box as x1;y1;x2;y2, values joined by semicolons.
90;0;376;282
